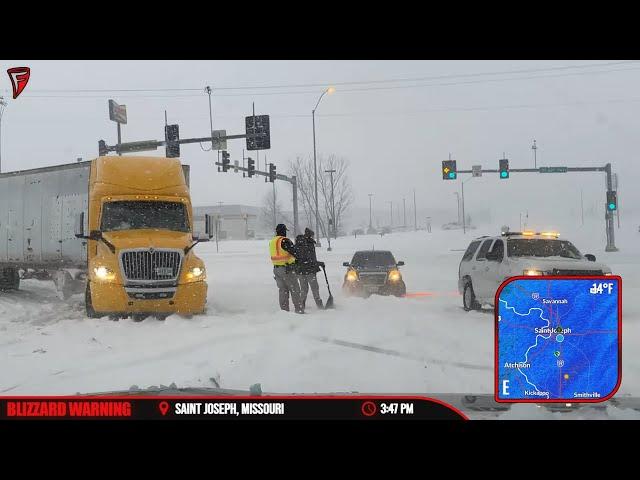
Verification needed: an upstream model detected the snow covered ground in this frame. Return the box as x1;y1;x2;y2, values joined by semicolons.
1;217;639;419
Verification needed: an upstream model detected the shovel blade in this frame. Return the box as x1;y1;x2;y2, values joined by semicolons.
324;294;335;309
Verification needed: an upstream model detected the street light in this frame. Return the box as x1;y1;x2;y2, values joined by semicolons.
368;194;374;233
461;176;475;234
0;96;7;173
312;86;335;247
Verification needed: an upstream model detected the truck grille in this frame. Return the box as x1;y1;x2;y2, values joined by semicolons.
552;269;603;276
358;272;387;285
120;249;182;282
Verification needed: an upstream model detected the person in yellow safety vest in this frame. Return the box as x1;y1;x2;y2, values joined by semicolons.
270;223;304;314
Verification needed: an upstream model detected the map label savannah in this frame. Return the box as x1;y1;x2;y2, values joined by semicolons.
495;276;621;403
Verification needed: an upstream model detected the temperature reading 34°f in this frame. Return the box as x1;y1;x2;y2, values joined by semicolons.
590;283;614;295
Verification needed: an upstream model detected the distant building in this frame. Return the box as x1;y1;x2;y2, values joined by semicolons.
193;205;260;240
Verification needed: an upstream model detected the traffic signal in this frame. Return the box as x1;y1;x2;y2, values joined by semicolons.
221;151;230;172
269;163;276;182
245;115;271;151
442;160;457;180
247;157;255;177
607;190;618;211
499;158;509;179
98;140;108;156
165;124;180;158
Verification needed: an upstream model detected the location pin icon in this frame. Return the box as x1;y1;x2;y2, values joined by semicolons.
159;401;170;416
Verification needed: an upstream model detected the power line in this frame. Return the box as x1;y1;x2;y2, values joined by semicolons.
5;61;638;96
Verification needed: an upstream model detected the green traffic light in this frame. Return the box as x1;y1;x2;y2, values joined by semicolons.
609;203;616;210
449;172;456;179
500;171;509;178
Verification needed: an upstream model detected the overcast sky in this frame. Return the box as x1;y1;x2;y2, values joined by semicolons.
2;60;639;231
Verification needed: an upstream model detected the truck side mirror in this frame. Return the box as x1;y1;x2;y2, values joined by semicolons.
585;254;596;262
205;214;214;239
89;230;102;240
343;262;350;267
74;212;85;238
193;232;210;242
397;261;405;266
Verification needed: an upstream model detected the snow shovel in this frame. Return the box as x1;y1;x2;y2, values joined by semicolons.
320;264;335;309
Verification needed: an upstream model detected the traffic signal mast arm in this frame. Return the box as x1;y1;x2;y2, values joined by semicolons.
455;166;608;174
99;132;268;155
214;160;292;183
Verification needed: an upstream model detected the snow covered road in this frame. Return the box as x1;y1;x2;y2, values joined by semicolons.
1;220;639;419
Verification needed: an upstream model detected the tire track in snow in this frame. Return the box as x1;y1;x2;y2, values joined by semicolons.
309;336;492;371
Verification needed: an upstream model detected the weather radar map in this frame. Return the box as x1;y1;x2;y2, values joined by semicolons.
496;277;621;402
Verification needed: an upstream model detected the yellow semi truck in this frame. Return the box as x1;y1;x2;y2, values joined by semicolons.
0;156;211;320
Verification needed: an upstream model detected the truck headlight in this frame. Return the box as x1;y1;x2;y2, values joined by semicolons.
346;270;358;282
388;270;402;282
186;266;206;281
524;269;543;276
93;266;116;281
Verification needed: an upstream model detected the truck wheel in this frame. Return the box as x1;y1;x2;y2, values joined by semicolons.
85;283;102;318
0;268;20;290
132;314;148;322
463;282;481;311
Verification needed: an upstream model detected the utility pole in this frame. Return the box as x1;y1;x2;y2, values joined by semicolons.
531;139;537;168
413;189;417;232
206;86;214;146
368;194;374;232
273;179;277;229
387;201;393;228
454;192;461;224
403;197;406;229
0;96;6;173
581;189;584;226
215;201;223;253
461;181;466;234
325;169;336;240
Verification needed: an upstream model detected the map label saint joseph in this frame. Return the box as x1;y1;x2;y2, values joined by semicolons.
496;276;621;402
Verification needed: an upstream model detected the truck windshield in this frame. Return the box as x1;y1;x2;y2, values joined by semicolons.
507;239;582;259
351;251;397;267
101;201;190;233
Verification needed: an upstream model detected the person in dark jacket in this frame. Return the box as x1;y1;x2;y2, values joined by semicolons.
270;224;304;313
294;228;324;309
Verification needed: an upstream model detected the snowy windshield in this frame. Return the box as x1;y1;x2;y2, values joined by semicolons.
351;251;397;267
101;201;190;233
507;239;582;259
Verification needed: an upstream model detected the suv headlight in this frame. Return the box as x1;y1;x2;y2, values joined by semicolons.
185;266;206;281
346;270;358;282
388;270;402;282
93;266;116;281
524;269;543;276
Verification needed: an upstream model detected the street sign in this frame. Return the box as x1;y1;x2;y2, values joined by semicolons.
165;124;180;158
108;99;127;124
472;165;482;177
245;115;271;151
539;166;568;173
212;130;227;151
116;140;159;153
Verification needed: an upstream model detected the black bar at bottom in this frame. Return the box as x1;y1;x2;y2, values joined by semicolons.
0;397;467;421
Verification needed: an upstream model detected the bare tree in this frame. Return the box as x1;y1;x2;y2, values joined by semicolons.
260;184;292;232
288;154;354;239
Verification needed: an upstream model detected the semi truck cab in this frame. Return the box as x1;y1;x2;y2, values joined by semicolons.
76;156;210;320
